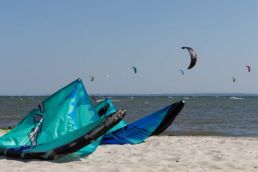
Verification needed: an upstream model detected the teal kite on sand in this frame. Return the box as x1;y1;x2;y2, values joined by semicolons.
0;78;184;160
0;79;125;160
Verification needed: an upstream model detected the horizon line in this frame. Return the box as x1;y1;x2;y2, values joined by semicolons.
1;92;258;97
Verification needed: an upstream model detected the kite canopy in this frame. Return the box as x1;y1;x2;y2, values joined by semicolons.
181;46;198;69
180;69;185;75
245;65;251;72
0;79;125;160
97;99;185;145
90;75;95;82
95;98;127;133
131;66;137;74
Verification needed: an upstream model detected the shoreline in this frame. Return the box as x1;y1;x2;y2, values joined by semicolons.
1;129;258;138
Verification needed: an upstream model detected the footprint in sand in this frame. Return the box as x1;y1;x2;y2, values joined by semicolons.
199;161;209;166
218;140;225;144
212;154;223;161
224;163;237;169
208;164;222;170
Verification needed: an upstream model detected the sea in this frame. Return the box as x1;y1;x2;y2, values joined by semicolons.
0;96;258;137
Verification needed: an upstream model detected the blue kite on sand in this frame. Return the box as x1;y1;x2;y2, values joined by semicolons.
96;98;185;145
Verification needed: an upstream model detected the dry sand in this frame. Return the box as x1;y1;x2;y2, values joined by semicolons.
0;130;258;172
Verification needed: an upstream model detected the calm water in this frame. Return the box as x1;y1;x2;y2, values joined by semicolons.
0;96;258;137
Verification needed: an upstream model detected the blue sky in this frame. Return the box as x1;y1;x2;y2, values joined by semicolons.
0;1;258;95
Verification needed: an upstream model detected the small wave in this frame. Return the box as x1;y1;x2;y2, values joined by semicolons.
229;97;244;100
96;99;105;103
96;98;121;102
111;99;121;102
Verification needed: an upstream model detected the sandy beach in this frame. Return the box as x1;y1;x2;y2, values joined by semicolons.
0;130;257;172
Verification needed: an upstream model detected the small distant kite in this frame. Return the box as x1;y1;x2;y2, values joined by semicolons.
245;65;251;72
132;66;137;74
90;75;95;82
181;46;198;69
232;77;236;83
179;69;185;75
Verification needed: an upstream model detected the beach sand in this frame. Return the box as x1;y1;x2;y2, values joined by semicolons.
0;130;258;172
